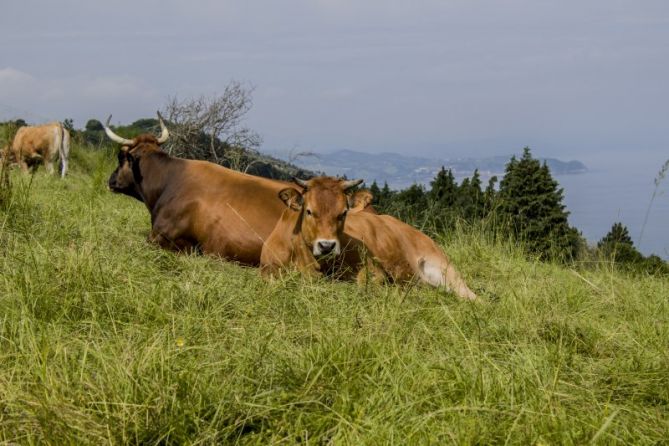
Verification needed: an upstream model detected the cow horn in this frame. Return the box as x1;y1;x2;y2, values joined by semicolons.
341;178;363;191
292;177;309;189
103;115;135;146
156;111;169;144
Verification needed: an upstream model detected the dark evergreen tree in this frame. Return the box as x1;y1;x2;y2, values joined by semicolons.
598;222;633;247
457;169;484;220
429;166;457;207
597;222;642;264
498;147;580;260
397;183;428;209
470;169;483;199
369;181;381;206
377;181;394;211
597;222;669;274
484;175;498;214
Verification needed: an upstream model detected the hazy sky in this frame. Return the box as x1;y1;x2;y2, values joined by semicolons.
1;0;668;163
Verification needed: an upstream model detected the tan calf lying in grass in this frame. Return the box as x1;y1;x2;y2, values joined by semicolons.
260;177;383;282
261;176;477;300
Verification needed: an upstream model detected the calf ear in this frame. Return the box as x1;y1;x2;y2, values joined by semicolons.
348;189;373;211
278;188;304;211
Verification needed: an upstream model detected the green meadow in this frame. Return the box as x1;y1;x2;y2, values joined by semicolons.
0;145;667;444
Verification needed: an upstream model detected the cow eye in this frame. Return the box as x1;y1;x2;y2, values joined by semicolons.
306;209;312;216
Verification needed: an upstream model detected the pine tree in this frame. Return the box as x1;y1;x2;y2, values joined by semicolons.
598;222;642;264
498;147;580;260
598;222;633;247
378;181;394;210
484;175;498;214
429;166;458;207
369;181;381;206
457;169;484;220
470;169;483;202
397;183;428;211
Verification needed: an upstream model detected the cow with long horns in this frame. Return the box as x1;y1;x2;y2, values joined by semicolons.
105;113;298;264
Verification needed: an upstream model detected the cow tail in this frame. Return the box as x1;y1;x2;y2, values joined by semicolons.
59;124;70;177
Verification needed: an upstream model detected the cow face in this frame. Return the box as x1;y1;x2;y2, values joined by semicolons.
280;177;363;257
104;112;169;202
108;148;142;200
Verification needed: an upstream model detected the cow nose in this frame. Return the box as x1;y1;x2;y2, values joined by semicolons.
317;240;336;254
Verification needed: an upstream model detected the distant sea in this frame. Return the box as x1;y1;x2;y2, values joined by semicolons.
557;162;668;260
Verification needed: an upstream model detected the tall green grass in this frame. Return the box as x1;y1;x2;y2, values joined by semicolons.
0;144;667;444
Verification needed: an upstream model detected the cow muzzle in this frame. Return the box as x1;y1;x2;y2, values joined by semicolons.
313;239;340;256
107;172;119;191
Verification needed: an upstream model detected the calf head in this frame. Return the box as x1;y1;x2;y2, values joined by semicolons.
105;112;169;200
348;189;375;213
279;176;363;257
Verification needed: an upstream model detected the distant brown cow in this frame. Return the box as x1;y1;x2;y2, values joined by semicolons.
5;122;70;177
104;113;298;264
260;177;384;282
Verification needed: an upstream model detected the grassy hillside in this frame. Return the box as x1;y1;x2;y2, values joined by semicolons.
0;144;667;444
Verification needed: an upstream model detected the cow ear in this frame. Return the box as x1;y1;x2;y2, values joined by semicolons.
278;188;303;211
348;189;373;211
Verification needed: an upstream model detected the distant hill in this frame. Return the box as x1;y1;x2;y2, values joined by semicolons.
272;149;588;189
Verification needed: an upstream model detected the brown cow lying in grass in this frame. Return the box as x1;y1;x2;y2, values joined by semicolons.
104;113;299;265
261;176;477;300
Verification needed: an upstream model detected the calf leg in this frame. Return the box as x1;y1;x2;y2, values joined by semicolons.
355;259;386;287
19;159;28;173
